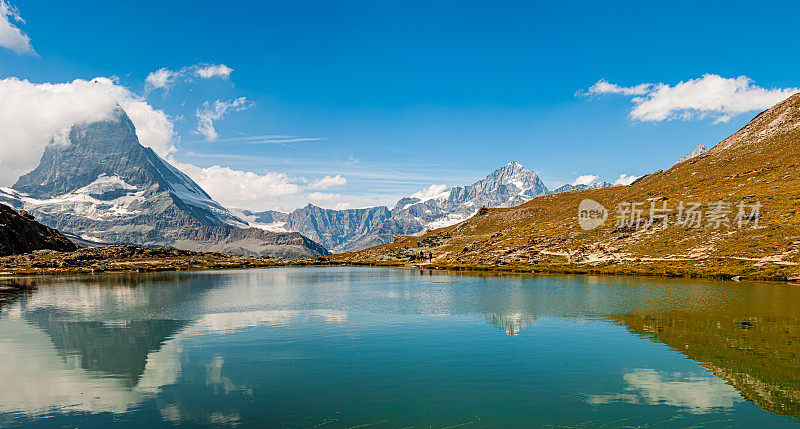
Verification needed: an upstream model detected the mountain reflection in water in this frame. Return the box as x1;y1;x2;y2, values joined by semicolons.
0;268;798;427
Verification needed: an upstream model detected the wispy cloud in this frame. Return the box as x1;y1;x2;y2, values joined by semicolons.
0;0;35;54
195;134;325;146
145;63;234;92
144;68;179;92
195;97;251;141
194;64;233;79
578;79;651;96
580;74;800;123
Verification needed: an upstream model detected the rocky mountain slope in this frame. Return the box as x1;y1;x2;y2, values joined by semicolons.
335;93;800;280
0;205;77;256
677;143;708;163
242;161;551;252
1;108;327;258
549;181;612;194
390;161;548;227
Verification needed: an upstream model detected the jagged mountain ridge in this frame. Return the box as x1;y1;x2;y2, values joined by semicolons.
549;181;612;194
2;108;328;258
242;162;559;253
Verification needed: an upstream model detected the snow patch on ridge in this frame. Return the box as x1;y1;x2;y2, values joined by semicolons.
75;174;136;195
247;221;288;232
10;176;148;220
424;212;474;230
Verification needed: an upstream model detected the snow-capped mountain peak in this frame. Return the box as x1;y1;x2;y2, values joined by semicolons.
5;106;326;257
467;161;548;203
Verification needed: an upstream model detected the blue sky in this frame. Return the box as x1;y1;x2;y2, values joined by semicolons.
2;0;800;211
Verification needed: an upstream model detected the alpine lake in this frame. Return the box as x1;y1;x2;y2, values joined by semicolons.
1;267;799;428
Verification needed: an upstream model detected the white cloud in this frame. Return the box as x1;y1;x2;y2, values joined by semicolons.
168;158;301;208
307;192;342;201
580;79;651;96
410;184;449;200
0;0;34;54
571;174;598;186
144;63;233;93
334;202;351;210
613;173;640;186
0;77;175;185
310;174;347;190
144;68;179;92
582;74;800;123
195;97;251;141
194;64;233;79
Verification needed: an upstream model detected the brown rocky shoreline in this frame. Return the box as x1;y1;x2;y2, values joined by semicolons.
0;245;329;276
2;243;799;283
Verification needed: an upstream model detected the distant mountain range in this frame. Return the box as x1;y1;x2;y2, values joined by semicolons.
550;181;612;194
235;161;614;253
337;92;800;279
0;108;328;258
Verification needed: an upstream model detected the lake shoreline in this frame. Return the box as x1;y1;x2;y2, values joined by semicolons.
341;259;800;282
2;244;800;283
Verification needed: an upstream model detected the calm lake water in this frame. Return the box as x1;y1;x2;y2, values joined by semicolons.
1;267;799;428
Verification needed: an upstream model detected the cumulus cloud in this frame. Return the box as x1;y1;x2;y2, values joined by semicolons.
168;158;301;208
144;63;234;93
0;77;175;185
194;64;233;79
613;173;640;186
310;174;347;190
195;97;251;141
582;74;800;123
0;0;34;54
571;174;598;186
410;184;449;200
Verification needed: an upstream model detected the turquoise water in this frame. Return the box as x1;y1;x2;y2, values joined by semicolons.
1;267;799;427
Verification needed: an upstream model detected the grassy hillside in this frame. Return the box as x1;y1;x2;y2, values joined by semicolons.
333;93;800;280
